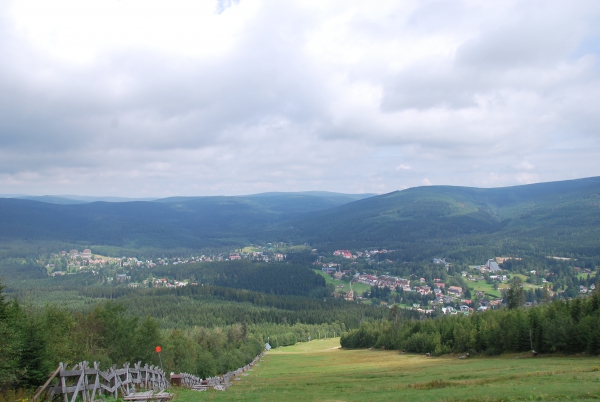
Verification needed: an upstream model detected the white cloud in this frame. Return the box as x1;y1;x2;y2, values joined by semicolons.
514;161;535;171
0;0;599;196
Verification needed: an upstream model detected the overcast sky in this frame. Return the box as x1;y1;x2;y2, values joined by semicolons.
1;0;599;197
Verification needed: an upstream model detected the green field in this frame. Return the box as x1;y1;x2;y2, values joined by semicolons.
173;338;600;402
469;280;502;298
314;270;371;296
487;274;543;293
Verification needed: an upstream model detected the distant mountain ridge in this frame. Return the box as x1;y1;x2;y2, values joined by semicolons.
284;176;600;258
0;178;599;258
0;191;374;205
0;191;377;252
244;191;375;200
0;195;158;204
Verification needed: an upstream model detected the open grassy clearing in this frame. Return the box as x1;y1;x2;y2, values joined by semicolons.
497;275;542;292
314;270;371;296
173;338;600;402
498;282;542;291
469;280;502;298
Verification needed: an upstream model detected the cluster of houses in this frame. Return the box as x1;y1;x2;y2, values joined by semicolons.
320;263;340;272
62;249;93;259
109;274;194;288
412;297;504;316
321;266;508;315
57;249;118;265
580;284;596;293
356;274;411;291
230;252;285;262
333;250;354;259
46;245;292;278
352;273;467;299
149;278;188;288
432;258;451;269
332;249;391;260
323;268;474;303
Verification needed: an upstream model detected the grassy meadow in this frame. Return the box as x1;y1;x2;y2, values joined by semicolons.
469;280;502;298
173;338;600;402
314;270;371;296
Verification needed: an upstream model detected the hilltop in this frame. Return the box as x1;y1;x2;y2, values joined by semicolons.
284;177;600;259
0;177;599;259
0;192;374;255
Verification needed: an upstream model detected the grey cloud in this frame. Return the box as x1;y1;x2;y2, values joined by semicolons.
0;2;328;160
405;1;472;32
381;1;600;113
1;1;600;196
456;15;581;70
380;61;484;111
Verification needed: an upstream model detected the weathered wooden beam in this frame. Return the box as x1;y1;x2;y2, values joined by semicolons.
31;365;61;402
39;360;171;402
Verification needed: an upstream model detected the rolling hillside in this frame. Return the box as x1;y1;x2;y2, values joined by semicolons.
0;178;599;258
0;192;374;253
285;177;600;258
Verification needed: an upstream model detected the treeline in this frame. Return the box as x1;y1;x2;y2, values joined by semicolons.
141;260;328;297
0;290;163;391
80;284;386;329
2;258;330;299
251;322;347;348
0;259;48;282
341;293;600;355
0;279;349;391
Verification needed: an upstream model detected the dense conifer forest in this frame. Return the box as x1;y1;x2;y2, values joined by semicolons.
0;276;385;391
341;289;600;355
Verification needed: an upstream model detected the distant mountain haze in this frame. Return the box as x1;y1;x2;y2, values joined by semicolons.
0;192;376;251
285;177;600;258
0;179;598;258
0;195;158;204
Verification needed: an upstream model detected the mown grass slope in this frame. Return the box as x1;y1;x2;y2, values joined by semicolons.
175;338;600;402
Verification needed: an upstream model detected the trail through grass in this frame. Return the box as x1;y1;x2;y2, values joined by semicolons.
174;338;600;402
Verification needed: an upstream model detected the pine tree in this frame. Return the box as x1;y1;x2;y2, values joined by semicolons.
506;277;526;309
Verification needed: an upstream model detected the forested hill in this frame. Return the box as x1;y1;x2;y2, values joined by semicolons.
285;176;600;258
0;192;373;253
1;177;600;258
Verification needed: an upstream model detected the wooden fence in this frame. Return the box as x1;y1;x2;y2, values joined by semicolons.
34;350;266;399
33;361;170;402
177;352;265;392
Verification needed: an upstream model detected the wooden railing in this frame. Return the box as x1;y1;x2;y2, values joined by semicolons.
34;350;266;400
33;361;170;402
177;352;265;391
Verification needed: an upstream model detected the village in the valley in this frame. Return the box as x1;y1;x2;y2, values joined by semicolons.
315;249;597;315
316;250;512;314
41;244;290;288
40;243;596;314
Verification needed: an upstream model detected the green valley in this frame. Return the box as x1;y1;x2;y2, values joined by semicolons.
2;178;600;399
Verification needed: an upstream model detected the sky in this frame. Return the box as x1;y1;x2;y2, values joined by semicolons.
1;0;599;197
